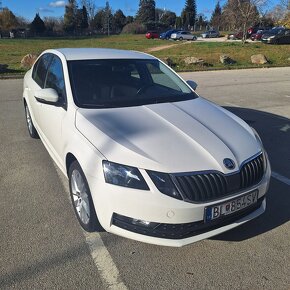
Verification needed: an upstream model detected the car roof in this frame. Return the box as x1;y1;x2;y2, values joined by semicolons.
50;48;154;61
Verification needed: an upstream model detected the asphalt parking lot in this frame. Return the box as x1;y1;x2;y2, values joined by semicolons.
0;67;289;289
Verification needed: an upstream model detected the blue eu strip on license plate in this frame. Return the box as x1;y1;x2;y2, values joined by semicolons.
205;190;259;222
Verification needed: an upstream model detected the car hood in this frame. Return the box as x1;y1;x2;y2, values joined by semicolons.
75;98;261;173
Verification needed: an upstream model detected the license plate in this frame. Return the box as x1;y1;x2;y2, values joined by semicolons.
205;190;258;222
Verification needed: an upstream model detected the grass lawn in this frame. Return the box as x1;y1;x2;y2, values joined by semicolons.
0;34;289;75
0;34;175;75
152;41;290;71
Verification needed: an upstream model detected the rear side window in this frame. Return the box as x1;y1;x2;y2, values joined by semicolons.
45;55;66;102
32;54;52;88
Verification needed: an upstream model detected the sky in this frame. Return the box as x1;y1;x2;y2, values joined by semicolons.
2;0;282;21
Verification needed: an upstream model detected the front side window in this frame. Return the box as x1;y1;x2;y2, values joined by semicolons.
68;59;197;108
32;54;52;88
45;55;66;102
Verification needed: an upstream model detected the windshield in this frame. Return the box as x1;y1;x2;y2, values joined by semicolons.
68;59;197;108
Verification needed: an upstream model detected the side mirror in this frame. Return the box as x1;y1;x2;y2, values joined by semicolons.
186;80;198;91
35;88;59;105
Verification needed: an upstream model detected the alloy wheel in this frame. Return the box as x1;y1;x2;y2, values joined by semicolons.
25;106;33;135
71;169;90;225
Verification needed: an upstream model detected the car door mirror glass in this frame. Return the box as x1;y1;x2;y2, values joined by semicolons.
35;88;59;104
186;80;198;91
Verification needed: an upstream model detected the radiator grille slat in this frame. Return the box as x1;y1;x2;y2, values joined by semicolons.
174;154;265;202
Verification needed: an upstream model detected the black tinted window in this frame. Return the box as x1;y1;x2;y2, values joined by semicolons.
45;56;66;101
32;54;52;88
68;59;196;108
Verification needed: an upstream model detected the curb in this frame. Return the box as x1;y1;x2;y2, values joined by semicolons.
0;74;24;80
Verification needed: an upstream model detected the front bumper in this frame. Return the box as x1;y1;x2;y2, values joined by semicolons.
261;38;274;44
87;160;271;247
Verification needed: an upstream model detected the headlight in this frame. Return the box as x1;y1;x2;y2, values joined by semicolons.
103;161;149;190
268;36;275;40
147;171;182;200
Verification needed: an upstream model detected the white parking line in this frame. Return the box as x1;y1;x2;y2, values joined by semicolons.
271;171;290;186
54;164;128;290
84;232;128;290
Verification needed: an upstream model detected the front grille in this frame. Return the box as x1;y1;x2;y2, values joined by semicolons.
173;153;264;203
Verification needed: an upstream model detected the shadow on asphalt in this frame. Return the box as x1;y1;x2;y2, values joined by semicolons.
213;107;290;242
0;243;89;288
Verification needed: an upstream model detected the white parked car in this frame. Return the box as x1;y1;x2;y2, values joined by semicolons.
171;31;197;41
23;48;271;247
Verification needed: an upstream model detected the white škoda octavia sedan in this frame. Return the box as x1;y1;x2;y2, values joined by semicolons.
23;48;271;247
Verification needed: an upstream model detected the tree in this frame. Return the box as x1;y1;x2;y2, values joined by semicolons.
92;9;105;31
221;0;264;37
92;2;113;34
197;14;208;31
76;5;89;30
64;0;77;33
136;0;156;23
182;0;197;29
103;1;113;35
0;8;19;31
175;16;182;28
16;16;29;28
160;11;177;27
210;1;222;30
113;9;126;32
266;4;287;25
236;0;263;43
30;13;46;35
44;17;64;34
125;16;134;24
81;0;96;28
222;0;239;31
155;8;165;22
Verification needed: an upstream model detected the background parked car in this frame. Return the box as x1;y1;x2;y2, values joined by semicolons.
146;31;159;39
171;31;197;41
159;29;180;40
251;29;267;41
261;27;290;44
201;30;219;38
247;26;272;37
227;31;244;40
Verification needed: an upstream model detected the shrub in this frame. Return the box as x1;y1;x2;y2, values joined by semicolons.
121;22;147;34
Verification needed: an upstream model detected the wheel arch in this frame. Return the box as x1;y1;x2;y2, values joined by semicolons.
66;152;77;175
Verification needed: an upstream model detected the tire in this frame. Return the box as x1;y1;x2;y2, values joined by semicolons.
179;37;183;41
69;160;103;232
166;36;169;40
24;103;39;139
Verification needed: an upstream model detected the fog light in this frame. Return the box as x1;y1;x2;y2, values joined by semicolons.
132;219;151;227
113;213;159;230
